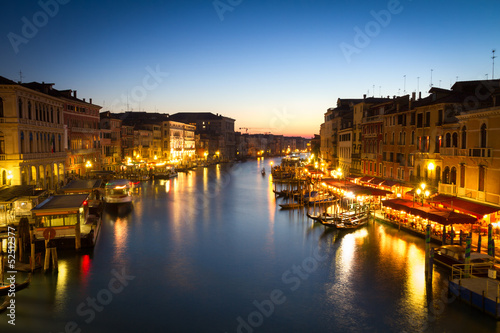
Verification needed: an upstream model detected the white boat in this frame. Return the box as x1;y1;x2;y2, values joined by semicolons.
103;179;133;204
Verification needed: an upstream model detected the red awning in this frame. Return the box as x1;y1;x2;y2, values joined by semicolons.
367;177;385;185
359;176;374;183
380;180;399;187
430;194;500;218
382;198;477;225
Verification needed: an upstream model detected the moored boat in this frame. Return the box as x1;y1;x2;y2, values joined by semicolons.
0;274;31;297
307;212;337;221
279;203;304;210
433;245;498;277
32;194;102;249
103;179;134;204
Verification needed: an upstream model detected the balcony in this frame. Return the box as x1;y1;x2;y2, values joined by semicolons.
469;147;492;158
440;147;458;156
439;183;457;195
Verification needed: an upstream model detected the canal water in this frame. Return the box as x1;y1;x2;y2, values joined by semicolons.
2;158;500;332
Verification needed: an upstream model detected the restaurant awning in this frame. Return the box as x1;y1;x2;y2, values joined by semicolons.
382;198;477;225
380;179;399;187
429;194;500;218
359;176;374;183
367;177;385;185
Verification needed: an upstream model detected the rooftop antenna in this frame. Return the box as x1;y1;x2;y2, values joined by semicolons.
486;74;489;80
492;49;496;79
18;70;24;83
430;69;433;88
372;85;375;98
403;75;406;94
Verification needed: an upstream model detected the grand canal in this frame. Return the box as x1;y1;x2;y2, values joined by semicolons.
2;158;500;332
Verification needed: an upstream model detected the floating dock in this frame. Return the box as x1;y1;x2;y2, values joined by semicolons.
449;275;500;319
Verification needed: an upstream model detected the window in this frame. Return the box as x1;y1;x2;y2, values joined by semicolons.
445;133;451;147
425;112;430;127
417;113;423;127
481;123;487;148
478;165;485;191
435;136;441;153
450;166;457;185
460;164;465;188
452;133;458;147
438;109;443;125
443;166;450;184
411;131;415;145
461;126;467;149
0;97;3;117
18;99;23;118
0;132;4;154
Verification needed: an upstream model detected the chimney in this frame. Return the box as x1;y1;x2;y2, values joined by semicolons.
363;94;366;99
83;98;86;102
419;92;422;100
73;90;77;98
90;98;92;104
411;92;416;101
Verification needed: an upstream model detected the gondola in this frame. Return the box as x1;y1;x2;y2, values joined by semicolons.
307;212;336;221
0;274;32;297
279;203;304;210
335;214;368;230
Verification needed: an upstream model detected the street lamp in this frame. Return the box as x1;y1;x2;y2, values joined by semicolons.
414;182;430;206
85;160;92;178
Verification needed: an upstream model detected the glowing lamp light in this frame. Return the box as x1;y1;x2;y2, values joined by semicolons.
416;188;421;195
427;162;435;171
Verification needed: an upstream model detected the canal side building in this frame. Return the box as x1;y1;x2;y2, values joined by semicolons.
0;76;66;189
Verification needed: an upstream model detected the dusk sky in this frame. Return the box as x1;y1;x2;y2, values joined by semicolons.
1;0;498;137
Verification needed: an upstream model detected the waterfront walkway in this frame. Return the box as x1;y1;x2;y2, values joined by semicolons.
372;209;500;261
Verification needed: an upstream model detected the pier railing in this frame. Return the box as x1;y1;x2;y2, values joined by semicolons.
451;262;496;281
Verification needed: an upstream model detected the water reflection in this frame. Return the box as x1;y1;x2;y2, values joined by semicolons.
54;261;69;312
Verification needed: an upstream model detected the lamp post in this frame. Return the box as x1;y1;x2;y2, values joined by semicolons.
85;160;92;178
415;182;430;206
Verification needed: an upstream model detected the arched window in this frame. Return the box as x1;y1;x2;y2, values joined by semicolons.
450;166;457;185
28;101;32;120
445;133;451;147
416;164;421;179
2;170;5;185
452;133;458;147
461;126;467;149
436;166;441;184
50;107;54;123
443;166;450;184
403;132;406;145
411;131;415;145
481;123;487;148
